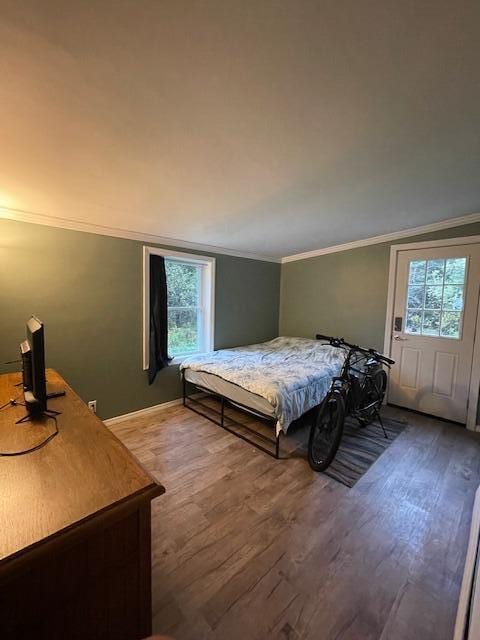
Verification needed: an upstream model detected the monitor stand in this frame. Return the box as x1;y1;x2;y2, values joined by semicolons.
47;390;66;400
15;389;66;424
16;407;61;424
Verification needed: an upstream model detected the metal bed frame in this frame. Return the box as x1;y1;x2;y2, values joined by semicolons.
182;370;281;459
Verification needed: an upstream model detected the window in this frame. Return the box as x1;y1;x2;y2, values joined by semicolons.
405;257;467;339
143;247;215;367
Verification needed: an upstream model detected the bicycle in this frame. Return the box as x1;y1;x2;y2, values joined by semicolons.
308;334;395;472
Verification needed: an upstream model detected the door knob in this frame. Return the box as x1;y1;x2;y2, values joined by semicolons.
393;335;407;341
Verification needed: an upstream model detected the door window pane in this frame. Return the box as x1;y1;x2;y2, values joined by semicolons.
442;285;463;311
406;310;422;334
424;285;442;309
440;311;461;339
444;258;466;284
422;310;441;336
426;259;445;284
405;257;467;339
409;260;426;284
407;285;424;308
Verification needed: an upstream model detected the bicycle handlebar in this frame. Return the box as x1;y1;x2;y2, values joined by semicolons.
315;333;395;366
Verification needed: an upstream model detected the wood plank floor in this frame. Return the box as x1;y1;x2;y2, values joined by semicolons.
110;403;480;640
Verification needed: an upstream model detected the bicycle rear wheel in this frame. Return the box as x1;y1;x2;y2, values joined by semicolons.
358;369;387;427
308;391;345;472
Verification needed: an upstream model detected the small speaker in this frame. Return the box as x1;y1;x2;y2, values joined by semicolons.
20;340;33;391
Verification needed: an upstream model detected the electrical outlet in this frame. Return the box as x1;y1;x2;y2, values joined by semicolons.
88;400;97;413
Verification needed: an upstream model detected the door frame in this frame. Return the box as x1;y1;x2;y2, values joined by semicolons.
384;235;480;431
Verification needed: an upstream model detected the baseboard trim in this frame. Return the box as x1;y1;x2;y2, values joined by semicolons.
104;397;184;426
104;392;205;426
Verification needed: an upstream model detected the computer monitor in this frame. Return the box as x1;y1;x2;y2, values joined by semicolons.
25;316;47;413
20;340;32;392
18;317;65;422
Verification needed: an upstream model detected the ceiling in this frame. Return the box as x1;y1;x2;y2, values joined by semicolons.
1;0;479;259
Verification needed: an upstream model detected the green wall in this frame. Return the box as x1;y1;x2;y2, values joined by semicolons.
1;219;280;419
3;217;479;421
280;222;480;351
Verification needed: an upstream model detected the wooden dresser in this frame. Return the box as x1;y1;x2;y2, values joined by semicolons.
0;369;164;640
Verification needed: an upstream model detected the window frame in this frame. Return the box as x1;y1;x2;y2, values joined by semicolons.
143;246;215;369
404;256;469;340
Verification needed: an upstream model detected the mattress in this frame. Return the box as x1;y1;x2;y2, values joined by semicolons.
183;368;276;418
180;336;345;434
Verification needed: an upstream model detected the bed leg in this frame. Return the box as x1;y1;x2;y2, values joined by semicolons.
221;396;225;428
275;432;280;459
182;372;186;407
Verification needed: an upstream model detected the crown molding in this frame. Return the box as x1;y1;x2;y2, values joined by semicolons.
0;206;281;263
281;212;480;263
3;206;480;265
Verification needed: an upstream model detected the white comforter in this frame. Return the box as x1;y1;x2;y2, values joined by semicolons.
179;336;345;434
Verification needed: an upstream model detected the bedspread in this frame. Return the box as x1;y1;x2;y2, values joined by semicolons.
179;336;345;434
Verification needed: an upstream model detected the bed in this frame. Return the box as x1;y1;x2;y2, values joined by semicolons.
179;336;345;458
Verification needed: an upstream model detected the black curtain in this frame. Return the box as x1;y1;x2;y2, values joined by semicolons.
148;254;171;384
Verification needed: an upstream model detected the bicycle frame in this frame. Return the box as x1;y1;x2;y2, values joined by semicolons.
308;335;394;471
323;345;388;431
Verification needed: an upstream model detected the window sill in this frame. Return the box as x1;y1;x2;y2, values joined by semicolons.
142;351;212;371
170;351;211;365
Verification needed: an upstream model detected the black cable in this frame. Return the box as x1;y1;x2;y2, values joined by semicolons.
1;359;21;366
0;416;58;456
0;398;59;456
0;396;21;411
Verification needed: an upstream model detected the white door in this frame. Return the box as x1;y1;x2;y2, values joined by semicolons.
389;244;480;423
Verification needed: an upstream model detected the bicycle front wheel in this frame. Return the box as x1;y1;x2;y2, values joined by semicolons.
308;391;345;472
